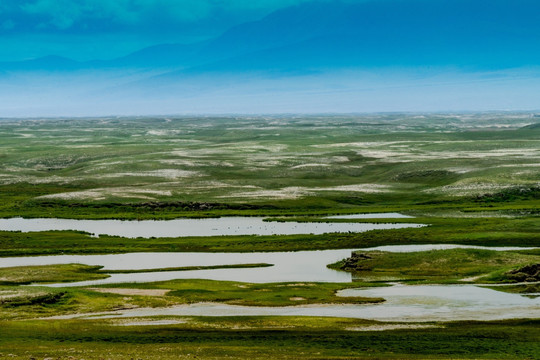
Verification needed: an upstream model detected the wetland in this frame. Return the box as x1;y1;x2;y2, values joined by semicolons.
1;114;540;359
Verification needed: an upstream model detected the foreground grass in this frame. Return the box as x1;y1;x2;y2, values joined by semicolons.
0;317;538;359
329;248;540;283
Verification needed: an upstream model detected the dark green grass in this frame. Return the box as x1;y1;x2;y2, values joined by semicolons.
0;318;538;359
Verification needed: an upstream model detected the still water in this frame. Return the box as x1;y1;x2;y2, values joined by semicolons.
0;215;422;238
2;244;535;287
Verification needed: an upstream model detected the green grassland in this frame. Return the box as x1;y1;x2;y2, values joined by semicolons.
0;114;539;219
1;114;540;359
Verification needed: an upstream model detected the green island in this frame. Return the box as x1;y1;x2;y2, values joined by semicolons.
1;115;539;359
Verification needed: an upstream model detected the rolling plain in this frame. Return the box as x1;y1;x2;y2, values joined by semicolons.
0;113;539;359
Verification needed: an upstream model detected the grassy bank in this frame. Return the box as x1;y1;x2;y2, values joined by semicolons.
328;248;540;283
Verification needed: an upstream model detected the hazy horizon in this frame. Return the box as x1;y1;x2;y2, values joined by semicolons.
2;0;540;117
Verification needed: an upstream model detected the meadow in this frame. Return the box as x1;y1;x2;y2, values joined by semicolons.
0;114;539;359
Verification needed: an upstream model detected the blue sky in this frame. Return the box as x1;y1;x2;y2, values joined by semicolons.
0;0;336;61
1;0;539;116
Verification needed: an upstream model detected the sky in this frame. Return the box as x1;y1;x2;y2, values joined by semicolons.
1;0;539;116
0;0;336;61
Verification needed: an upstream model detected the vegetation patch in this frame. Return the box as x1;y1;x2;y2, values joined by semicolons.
329;249;540;283
0;264;108;285
100;263;273;274
99;279;384;307
504;263;540;282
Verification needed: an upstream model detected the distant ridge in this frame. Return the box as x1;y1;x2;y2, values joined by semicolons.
2;0;540;74
0;55;81;71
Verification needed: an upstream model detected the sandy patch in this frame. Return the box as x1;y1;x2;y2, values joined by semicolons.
0;290;49;301
347;324;444;331
220;184;391;200
102;169;200;179
460;275;484;282
114;319;187;326
312;184;390;193
289;297;307;301
219;187;309;200
0;291;21;300
424;183;516;196
62;144;104;148
36;187;173;201
146;130;182;136
87;288;170;296
290;163;331;169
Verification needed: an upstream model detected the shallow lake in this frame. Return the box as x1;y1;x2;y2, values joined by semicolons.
0;214;422;238
57;284;540;322
3;244;535;287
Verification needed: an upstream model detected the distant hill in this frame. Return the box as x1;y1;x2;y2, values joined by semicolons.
521;122;540;130
2;0;540;74
0;55;82;72
183;0;540;72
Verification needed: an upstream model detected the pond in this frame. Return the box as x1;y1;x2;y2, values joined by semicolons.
0;214;422;238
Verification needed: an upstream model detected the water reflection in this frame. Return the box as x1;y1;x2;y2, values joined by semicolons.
0;215;422;238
